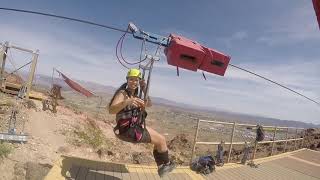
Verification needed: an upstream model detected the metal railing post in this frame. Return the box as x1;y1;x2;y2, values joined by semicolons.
227;122;236;163
26;50;39;100
271;126;277;156
187;118;304;165
302;129;306;148
283;128;289;153
294;129;298;150
190;118;201;164
0;42;8;88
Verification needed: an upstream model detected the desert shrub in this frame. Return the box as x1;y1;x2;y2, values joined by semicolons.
0;142;12;158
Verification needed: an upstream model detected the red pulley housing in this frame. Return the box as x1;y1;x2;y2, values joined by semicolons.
313;0;320;29
164;34;206;71
164;34;231;76
199;47;231;76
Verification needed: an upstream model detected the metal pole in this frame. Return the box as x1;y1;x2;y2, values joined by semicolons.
138;67;146;98
141;57;154;129
284;128;289;153
143;58;154;101
190;118;201;164
227;122;236;163
0;42;9;89
271;127;277;156
301;129;306;148
26;50;39;100
294;129;298;150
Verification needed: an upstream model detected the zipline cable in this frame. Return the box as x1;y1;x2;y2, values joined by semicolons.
229;63;320;106
0;7;130;33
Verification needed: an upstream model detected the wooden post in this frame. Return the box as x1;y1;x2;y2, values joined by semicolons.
227;122;236;163
0;42;9;89
271;126;277;156
26;50;39;100
283;128;289;153
190;119;201;164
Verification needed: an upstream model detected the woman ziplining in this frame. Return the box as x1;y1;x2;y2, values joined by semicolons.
108;68;176;177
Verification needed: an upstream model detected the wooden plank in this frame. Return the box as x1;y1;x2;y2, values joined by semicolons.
76;166;89;180
169;172;187;180
227;166;258;180
272;157;320;178
181;168;204;180
215;169;238;180
160;174;171;180
120;164;131;180
85;168;96;180
174;169;192;180
113;163;123;180
262;162;303;180
148;167;161;180
127;166;140;180
141;167;156;180
67;165;81;179
292;150;320;164
94;164;105;180
136;166;148;180
104;162;115;180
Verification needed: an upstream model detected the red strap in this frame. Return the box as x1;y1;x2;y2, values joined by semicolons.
202;71;207;80
134;128;143;141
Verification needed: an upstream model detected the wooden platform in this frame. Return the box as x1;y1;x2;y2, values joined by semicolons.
1;82;46;100
45;149;320;180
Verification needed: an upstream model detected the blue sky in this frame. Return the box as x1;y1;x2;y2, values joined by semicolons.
0;0;319;124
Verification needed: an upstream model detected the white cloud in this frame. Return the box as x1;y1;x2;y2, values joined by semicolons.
218;30;248;48
0;22;125;85
226;59;320;94
232;31;248;40
257;1;320;45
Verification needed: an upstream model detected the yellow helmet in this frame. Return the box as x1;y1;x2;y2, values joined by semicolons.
126;68;142;79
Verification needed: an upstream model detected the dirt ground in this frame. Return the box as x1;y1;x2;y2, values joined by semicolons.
0;94;155;180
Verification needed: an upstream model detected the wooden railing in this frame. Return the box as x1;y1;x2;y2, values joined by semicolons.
190;119;305;163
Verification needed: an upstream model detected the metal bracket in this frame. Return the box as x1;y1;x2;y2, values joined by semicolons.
128;22;169;47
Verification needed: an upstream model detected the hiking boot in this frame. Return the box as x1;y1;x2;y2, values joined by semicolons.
158;161;176;177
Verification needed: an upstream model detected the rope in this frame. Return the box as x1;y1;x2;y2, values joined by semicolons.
115;33;130;69
119;32;148;65
115;32;149;68
139;39;147;68
229;63;320;106
0;7;130;34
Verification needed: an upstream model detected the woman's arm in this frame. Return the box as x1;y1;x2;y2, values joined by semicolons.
108;91;128;114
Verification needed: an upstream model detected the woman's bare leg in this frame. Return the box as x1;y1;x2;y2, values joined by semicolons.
146;126;176;176
146;127;168;152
